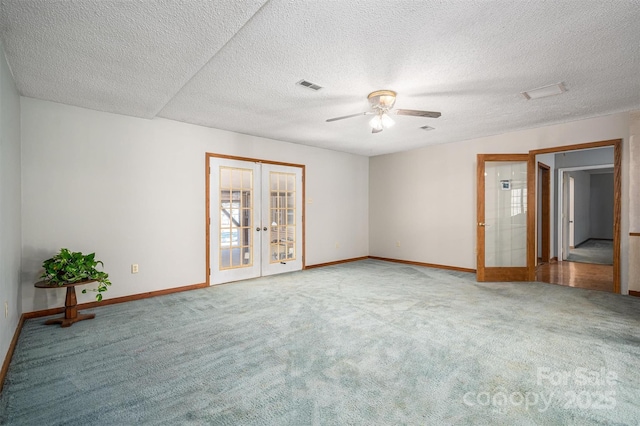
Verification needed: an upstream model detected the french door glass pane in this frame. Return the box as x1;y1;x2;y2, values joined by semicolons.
219;167;253;270
269;171;296;263
484;161;527;267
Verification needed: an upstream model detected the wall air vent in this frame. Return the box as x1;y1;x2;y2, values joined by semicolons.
296;79;323;91
420;125;435;131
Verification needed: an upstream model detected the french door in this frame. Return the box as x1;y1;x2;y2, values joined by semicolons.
476;154;531;281
208;156;304;285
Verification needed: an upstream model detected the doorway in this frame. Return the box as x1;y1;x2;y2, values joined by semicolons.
558;165;614;264
206;154;305;285
529;140;621;293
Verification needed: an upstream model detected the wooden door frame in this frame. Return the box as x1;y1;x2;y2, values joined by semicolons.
527;139;621;293
205;153;306;286
538;162;551;263
477;153;530;281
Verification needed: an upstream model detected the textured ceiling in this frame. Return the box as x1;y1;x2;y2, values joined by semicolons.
1;1;639;156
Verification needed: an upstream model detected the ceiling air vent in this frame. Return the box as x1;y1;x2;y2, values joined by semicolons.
521;82;566;100
420;125;435;131
297;79;323;91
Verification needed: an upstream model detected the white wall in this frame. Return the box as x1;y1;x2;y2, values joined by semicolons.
590;173;614;239
369;112;631;293
567;170;591;246
0;44;21;364
21;98;369;312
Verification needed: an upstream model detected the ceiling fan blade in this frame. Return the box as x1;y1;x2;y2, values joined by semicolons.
326;112;372;122
372;127;383;134
394;109;441;118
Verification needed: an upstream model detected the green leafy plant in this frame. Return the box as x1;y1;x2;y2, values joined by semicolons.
41;248;111;301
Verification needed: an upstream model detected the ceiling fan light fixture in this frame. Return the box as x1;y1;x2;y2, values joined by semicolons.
369;114;383;131
326;89;440;133
381;112;395;128
368;90;397;109
369;112;394;131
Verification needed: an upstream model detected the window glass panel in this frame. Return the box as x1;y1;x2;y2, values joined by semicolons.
231;169;242;188
241;209;251;227
239;190;249;209
268;171;297;264
484;161;527;267
230;209;240;228
219;166;253;270
230;246;241;267
220;169;231;188
242;246;251;265
220;248;231;269
242;170;252;189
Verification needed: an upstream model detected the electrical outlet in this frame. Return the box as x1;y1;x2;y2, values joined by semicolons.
396;241;401;247
308;198;313;204
131;264;139;274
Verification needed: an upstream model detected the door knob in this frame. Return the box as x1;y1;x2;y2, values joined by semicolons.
478;222;485;227
256;227;261;231
263;227;267;231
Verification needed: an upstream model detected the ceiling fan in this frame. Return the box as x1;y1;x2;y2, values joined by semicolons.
326;90;441;133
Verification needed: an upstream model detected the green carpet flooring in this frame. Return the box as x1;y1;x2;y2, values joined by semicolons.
567;239;614;265
1;260;639;425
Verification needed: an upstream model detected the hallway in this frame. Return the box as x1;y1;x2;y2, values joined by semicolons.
567;239;613;265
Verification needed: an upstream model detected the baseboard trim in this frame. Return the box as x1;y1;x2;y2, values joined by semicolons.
23;282;208;320
629;291;640;298
0;314;25;394
573;238;589;248
368;256;476;274
305;256;368;269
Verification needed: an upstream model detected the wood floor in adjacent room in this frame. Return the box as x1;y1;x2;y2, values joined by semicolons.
536;260;613;293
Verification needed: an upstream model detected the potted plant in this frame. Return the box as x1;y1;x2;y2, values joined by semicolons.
40;248;111;301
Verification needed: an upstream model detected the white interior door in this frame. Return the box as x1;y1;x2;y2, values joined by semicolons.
561;172;570;260
209;157;303;285
569;176;575;248
261;163;303;276
476;154;531;281
210;158;261;285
